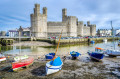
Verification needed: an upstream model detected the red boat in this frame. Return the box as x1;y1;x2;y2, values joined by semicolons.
0;57;6;62
12;57;34;71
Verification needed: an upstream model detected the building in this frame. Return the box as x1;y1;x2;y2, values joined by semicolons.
18;26;31;37
30;4;96;38
97;29;112;36
97;29;120;36
8;30;18;37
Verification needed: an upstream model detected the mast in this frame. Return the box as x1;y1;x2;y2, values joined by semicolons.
53;29;63;60
111;21;115;50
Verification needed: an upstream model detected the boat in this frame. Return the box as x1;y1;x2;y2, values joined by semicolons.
118;40;120;46
12;57;34;71
45;53;55;60
46;56;63;75
105;21;120;57
105;49;120;57
90;40;95;43
46;30;63;75
0;54;6;62
14;55;28;61
70;51;81;59
103;38;107;42
87;47;104;61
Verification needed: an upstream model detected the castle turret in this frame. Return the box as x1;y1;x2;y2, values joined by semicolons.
87;21;90;26
34;4;40;16
43;7;47;16
62;8;67;22
31;4;47;38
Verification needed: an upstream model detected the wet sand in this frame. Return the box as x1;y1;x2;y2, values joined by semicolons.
12;41;53;47
0;55;120;79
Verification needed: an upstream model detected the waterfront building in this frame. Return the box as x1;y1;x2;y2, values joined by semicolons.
8;30;18;37
97;29;112;36
18;26;31;37
30;4;96;38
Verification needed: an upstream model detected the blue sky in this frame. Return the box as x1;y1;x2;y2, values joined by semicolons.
0;0;120;31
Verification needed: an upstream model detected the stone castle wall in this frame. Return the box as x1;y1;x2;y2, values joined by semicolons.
30;4;96;38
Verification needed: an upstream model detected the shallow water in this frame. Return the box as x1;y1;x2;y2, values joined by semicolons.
0;41;120;79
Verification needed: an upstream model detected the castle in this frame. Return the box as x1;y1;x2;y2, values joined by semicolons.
30;4;96;38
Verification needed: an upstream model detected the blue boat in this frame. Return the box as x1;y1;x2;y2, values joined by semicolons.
90;40;95;43
45;53;55;60
87;47;104;61
70;51;81;59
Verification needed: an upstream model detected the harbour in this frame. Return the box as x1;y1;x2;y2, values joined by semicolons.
0;41;120;79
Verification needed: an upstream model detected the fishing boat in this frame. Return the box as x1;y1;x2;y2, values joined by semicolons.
45;53;55;60
87;47;104;61
46;56;63;75
14;55;28;61
70;51;80;59
46;30;63;75
105;21;120;57
0;54;6;62
103;38;107;42
12;57;34;71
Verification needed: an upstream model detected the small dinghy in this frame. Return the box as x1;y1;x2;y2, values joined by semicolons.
46;56;63;75
14;55;28;61
46;30;63;75
0;54;6;62
45;53;55;60
12;57;34;71
70;51;81;59
87;47;104;61
90;40;95;43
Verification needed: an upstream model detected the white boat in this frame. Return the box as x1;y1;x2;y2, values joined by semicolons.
118;40;120;46
14;55;28;61
105;21;120;57
46;30;63;75
103;39;107;42
46;57;63;75
105;49;120;56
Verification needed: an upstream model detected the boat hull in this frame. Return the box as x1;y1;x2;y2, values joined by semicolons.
12;57;34;71
0;57;6;62
45;53;55;60
105;50;120;57
87;52;104;61
46;61;63;75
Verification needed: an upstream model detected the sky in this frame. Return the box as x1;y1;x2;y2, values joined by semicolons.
0;0;120;31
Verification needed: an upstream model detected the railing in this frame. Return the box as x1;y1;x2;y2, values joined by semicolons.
0;36;31;38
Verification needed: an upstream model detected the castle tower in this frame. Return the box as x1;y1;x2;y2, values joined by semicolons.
67;16;77;37
31;4;47;38
62;8;67;22
77;21;84;36
43;7;47;16
87;21;90;26
90;24;96;36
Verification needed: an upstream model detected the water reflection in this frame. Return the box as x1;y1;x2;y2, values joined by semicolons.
1;41;120;57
